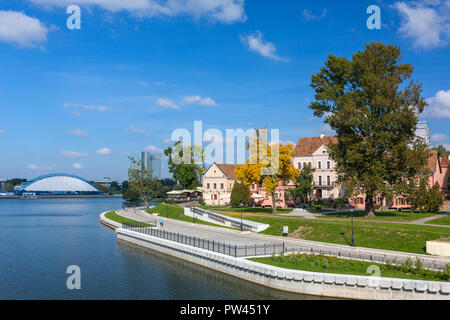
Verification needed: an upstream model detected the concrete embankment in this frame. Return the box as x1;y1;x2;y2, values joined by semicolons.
100;211;450;300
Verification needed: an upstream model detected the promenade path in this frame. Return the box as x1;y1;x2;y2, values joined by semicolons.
115;207;450;269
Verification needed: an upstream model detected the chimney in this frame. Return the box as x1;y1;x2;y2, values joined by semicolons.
320;133;325;139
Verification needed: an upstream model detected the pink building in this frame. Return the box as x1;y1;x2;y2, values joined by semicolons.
250;183;295;209
349;150;448;210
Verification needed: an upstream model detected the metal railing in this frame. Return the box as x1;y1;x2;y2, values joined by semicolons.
191;207;255;232
122;222;285;258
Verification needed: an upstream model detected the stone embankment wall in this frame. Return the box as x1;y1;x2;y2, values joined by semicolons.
115;226;450;300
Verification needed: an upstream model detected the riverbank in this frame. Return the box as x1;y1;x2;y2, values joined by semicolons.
100;209;450;300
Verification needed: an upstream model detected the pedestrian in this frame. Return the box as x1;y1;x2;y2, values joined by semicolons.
160;218;164;227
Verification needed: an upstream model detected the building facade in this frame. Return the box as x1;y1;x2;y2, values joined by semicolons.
140;151;162;179
291;134;344;201
349;150;448;210
202;163;237;206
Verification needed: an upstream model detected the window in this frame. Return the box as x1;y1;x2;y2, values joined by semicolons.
207;183;210;189
318;176;322;186
397;197;404;206
357;197;364;204
309;162;312;167
327;176;331;186
213;183;217;189
377;196;383;205
318;161;322;169
220;183;224;189
298;162;302;169
327;161;331;169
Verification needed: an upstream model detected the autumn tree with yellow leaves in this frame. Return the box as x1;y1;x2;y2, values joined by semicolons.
235;129;298;214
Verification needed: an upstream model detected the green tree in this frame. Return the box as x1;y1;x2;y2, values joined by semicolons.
309;42;429;217
164;141;205;190
435;145;446;158
230;182;252;208
286;164;315;208
127;156;159;207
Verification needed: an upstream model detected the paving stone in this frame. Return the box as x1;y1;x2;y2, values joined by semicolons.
293;272;303;281
379;279;392;289
345;277;357;286
391;280;403;290
335;276;346;285
428;283;440;293
324;275;335;284
440;283;450;294
403;282;415;291
313;274;324;283
415;282;427;293
303;274;314;282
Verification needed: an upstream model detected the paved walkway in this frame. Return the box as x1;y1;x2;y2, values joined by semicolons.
116;207;450;269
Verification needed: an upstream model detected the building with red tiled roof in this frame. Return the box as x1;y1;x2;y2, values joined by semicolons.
292;134;344;201
202;163;238;206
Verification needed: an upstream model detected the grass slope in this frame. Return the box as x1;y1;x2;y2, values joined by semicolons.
247;216;450;254
104;210;153;227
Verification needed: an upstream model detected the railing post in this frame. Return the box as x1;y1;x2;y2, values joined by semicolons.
255;244;257;256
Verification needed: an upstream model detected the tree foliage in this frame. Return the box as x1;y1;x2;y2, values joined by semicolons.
230;182;252;208
127;156;159;207
309;42;429;217
235;129;298;214
286;164;315;208
164;141;205;190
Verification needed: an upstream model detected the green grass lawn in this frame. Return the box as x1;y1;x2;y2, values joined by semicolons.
147;204;237;229
104;210;153;227
204;206;293;217
249;254;450;282
319;211;440;222
246;216;450;254
427;215;450;226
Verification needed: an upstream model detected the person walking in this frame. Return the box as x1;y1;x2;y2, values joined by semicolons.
160;218;164;227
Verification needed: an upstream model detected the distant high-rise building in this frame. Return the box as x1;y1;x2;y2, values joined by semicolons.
147;153;162;179
139;152;162;179
413;108;431;145
416;121;431;145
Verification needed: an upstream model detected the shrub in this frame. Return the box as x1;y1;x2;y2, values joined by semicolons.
230;182;253;208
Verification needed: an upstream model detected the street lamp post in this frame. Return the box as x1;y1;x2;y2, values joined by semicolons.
350;208;355;247
193;203;196;224
240;202;243;231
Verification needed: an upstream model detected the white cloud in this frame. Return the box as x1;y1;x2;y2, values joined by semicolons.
72;163;84;169
60;150;88;158
27;164;53;170
128;125;150;136
431;133;448;143
26;0;247;24
65;129;88;138
137;81;150;88
145;145;163;153
394;1;450;49
154;81;165;86
0;10;48;48
96;147;113;155
0;129;5;134
240;31;289;62
424;90;450;118
301;8;327;22
183;95;217;106
64;102;110;115
156;98;180;110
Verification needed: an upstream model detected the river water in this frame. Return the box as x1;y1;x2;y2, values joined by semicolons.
0;198;324;299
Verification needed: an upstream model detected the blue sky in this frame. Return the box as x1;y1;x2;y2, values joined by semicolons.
0;0;449;181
